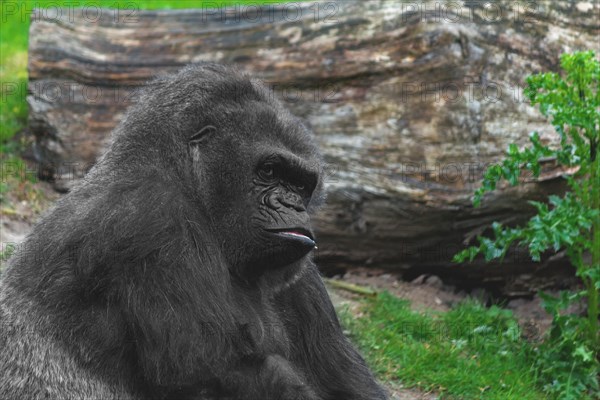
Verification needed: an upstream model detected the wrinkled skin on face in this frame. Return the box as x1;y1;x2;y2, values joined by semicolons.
188;100;324;280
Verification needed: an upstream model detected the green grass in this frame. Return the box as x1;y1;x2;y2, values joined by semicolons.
0;0;298;148
341;292;548;399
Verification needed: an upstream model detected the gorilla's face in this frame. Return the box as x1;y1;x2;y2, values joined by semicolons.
188;103;322;278
245;147;319;268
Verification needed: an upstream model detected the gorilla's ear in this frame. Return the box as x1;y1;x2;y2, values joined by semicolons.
189;125;217;146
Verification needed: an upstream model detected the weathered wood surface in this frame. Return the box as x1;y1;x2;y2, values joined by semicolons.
26;1;600;294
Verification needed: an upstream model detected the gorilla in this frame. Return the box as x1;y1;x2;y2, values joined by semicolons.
0;64;387;400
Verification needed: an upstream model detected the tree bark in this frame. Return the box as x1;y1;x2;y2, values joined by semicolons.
26;1;600;294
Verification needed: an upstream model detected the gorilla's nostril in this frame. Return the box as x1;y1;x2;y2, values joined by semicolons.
278;192;305;212
265;193;282;209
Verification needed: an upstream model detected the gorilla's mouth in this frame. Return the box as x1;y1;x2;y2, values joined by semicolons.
265;228;316;247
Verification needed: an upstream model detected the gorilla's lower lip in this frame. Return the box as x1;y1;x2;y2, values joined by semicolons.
278;232;316;247
265;228;316;246
281;231;311;240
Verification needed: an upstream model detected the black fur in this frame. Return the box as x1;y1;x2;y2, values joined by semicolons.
0;64;387;400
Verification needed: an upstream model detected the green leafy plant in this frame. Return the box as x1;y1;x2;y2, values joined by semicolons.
454;51;600;398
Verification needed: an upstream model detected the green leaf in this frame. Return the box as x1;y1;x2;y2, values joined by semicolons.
573;345;593;362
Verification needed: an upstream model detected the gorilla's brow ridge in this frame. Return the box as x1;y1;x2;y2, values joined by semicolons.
261;151;319;188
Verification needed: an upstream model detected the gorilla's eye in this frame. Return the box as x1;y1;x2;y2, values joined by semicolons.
259;163;276;180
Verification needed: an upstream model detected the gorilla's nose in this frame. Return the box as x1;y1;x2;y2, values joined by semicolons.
277;192;306;212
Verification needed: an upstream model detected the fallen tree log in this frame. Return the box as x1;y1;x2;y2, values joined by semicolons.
26;1;600;295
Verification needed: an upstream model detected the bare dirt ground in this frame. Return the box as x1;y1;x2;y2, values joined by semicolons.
1;181;566;400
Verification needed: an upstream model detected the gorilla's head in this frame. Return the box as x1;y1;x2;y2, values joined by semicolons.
109;64;324;281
